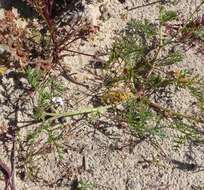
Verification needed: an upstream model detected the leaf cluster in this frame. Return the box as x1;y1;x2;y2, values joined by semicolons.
26;66;64;121
105;9;204;145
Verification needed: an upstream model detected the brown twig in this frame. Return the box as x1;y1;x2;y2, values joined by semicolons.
127;0;161;11
10;133;17;190
0;159;14;190
144;99;204;124
60;50;96;58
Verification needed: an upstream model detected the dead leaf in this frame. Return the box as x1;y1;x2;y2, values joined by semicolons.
0;66;8;75
4;10;16;22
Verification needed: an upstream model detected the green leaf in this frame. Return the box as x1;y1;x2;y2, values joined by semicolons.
126;99;152;136
160;51;183;66
159;8;177;24
192;26;204;41
26;67;42;89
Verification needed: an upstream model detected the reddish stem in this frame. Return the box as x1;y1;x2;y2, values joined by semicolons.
0;159;15;190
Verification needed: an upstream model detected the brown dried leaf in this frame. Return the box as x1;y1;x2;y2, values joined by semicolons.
0;12;29;68
4;10;16;22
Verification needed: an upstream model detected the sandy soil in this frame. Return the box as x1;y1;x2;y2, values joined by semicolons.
0;0;204;190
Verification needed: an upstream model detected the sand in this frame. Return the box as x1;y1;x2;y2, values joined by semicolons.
0;0;204;190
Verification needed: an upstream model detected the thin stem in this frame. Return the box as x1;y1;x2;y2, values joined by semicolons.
45;105;112;121
10;136;16;190
144;98;204;124
145;45;162;77
59;36;82;50
174;1;204;39
60;50;96;58
186;1;204;23
127;0;161;11
0;159;12;190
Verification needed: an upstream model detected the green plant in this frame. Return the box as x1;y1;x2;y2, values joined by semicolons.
26;66;43;89
104;7;204;145
77;180;94;190
1;1;204;189
25;67;64;121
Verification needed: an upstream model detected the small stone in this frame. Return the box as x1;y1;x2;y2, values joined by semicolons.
126;178;142;190
0;8;4;19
